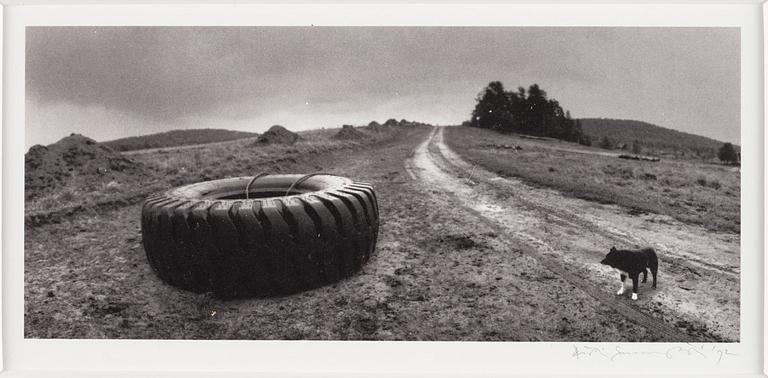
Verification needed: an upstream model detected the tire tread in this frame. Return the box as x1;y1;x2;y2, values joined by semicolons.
141;179;379;298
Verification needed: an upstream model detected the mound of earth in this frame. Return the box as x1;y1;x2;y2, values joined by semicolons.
396;119;428;128
383;118;400;127
25;134;142;200
366;120;389;133
254;125;299;145
334;125;368;140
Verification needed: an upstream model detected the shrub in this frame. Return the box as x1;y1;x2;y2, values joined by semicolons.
717;142;739;164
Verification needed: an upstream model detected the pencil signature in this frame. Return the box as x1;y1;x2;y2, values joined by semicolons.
571;343;738;364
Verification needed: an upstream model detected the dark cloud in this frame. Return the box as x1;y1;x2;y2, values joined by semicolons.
26;27;739;146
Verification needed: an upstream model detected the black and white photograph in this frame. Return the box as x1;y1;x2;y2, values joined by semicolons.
23;25;742;343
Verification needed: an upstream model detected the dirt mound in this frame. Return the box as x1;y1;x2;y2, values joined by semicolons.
380;118;428;128
334;125;368;140
25;133;142;199
366;120;390;133
254;125;299;145
396;119;429;128
383;118;400;127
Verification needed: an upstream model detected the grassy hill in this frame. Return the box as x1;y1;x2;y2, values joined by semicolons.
578;118;736;159
103;128;259;152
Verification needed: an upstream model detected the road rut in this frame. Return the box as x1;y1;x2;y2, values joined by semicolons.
406;127;738;342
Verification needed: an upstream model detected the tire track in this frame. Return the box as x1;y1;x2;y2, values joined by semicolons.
406;126;718;342
433;132;740;278
429;132;739;341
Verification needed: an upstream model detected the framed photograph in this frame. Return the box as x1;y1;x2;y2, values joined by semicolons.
3;1;764;376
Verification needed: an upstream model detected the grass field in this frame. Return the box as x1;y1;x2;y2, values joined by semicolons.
444;126;740;233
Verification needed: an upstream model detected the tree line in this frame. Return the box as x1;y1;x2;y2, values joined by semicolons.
467;81;739;165
468;81;590;145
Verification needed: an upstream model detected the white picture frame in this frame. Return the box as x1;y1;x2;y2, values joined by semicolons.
2;1;764;376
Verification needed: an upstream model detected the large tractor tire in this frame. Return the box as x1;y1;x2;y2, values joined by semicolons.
140;174;379;298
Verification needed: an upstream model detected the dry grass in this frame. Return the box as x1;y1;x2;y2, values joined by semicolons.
131;127;389;185
444;126;740;233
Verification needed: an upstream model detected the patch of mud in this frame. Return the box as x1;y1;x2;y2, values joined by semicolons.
436;234;486;250
25;134;143;199
253;125;299;145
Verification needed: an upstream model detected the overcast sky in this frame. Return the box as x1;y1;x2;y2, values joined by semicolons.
26;27;739;148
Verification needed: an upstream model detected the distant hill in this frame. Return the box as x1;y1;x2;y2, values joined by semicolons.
103;129;259;152
578;118;736;159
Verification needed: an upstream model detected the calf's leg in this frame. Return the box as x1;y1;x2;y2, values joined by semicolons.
617;273;627;295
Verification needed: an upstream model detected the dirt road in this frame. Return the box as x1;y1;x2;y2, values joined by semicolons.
407;127;738;341
25;125;738;341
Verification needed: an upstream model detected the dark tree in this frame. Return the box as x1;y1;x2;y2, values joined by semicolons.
470;81;512;131
632;140;642;154
717;142;739;164
469;81;586;143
